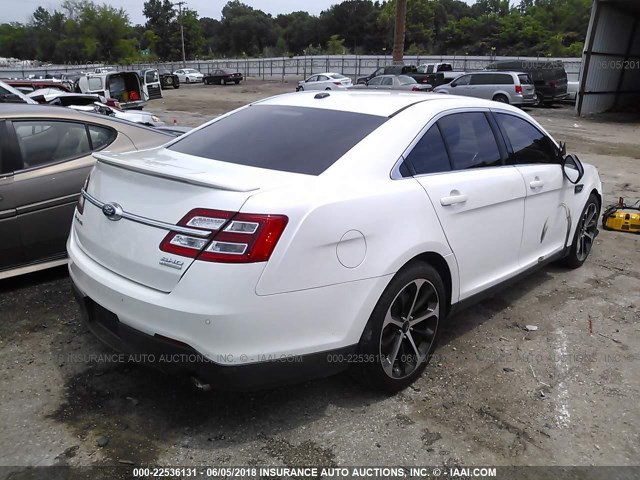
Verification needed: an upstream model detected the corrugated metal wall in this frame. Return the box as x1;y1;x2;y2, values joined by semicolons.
578;0;640;115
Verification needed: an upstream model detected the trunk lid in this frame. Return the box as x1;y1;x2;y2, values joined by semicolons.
75;148;301;292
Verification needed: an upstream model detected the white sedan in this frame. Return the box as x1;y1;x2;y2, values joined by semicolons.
173;68;204;83
68;91;602;392
296;72;352;91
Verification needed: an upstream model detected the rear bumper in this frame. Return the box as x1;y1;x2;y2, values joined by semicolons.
67;226;391;389
72;284;355;390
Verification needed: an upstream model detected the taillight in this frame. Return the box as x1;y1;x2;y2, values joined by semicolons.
334;81;342;85
515;85;523;94
412;85;421;91
159;209;288;263
200;213;288;263
550;80;557;89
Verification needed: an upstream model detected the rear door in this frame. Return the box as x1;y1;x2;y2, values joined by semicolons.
0;120;26;270
493;111;572;268
469;74;491;99
8;119;97;263
143;69;162;100
410;111;526;299
517;73;536;100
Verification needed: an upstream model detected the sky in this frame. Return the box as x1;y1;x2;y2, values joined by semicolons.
1;0;478;26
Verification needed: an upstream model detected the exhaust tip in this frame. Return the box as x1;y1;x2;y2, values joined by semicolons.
191;376;212;392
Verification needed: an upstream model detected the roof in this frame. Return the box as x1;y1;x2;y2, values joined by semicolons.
254;90;495;117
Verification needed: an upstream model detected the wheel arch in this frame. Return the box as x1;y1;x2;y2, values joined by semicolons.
401;251;454;316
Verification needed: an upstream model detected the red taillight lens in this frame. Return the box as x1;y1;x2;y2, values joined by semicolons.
199;213;288;263
159;209;288;263
515;85;523;94
550;80;557;89
159;208;234;258
412;85;421;91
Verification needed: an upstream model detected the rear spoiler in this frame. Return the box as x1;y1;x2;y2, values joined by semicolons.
93;152;260;192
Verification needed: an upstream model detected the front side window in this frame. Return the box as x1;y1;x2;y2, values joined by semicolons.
169;105;387;175
13;121;91;169
437;113;501;170
368;77;382;86
496;113;559;165
318;75;329;81
381;77;393;86
404;125;451;176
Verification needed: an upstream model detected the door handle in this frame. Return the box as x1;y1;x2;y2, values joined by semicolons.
440;194;468;206
530;180;544;189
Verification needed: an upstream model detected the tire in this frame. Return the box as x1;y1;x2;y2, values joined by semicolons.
234;80;240;84
166;77;173;86
493;94;509;104
353;262;445;392
173;84;180;89
560;194;600;269
185;77;190;84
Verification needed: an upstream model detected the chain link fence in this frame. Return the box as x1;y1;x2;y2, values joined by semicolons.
0;55;583;82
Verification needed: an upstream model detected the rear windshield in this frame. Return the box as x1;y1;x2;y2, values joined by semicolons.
168;105;387;175
398;75;416;85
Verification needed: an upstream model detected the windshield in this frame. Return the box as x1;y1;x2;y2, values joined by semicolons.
169;105;387;175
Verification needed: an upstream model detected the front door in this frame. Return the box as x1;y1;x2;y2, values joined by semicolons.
493;111;573;269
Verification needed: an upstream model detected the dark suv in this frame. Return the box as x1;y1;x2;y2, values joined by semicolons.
485;60;568;106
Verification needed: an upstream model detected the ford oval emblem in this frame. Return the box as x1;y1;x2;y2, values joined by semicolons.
102;202;123;221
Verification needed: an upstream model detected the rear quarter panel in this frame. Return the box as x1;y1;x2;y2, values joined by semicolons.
252;177;455;297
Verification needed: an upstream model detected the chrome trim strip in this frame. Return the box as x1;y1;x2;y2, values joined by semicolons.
81;190;211;238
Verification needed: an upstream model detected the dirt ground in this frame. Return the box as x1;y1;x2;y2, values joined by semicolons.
1;80;639;475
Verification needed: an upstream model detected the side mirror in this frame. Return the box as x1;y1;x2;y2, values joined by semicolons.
562;153;584;184
450;82;456;88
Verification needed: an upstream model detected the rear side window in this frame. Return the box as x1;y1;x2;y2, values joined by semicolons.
496;113;559;165
405;125;451;176
494;74;514;85
88;77;102;90
88;124;117;150
169;105;387;175
437;113;501;170
518;74;532;84
470;74;489;85
13;121;91;169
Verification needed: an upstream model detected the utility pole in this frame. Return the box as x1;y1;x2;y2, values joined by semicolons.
174;1;186;67
392;0;407;64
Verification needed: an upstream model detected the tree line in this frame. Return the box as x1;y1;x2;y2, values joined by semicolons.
0;0;592;64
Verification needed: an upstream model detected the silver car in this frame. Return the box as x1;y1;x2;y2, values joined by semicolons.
0;104;177;279
353;74;432;92
296;73;352;91
434;71;536;105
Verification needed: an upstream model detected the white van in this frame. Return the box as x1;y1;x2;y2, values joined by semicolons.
77;71;147;110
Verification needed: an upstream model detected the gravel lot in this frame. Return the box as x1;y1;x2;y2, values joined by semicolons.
1;80;639;474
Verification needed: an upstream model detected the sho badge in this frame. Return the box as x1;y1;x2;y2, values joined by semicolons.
159;256;184;270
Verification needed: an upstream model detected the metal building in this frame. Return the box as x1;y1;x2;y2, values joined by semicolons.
577;0;640;115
